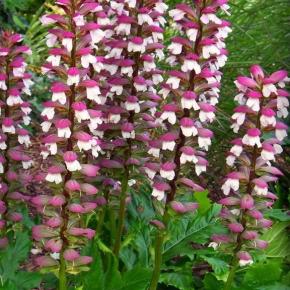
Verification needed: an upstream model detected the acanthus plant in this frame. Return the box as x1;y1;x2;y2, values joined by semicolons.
213;65;289;290
147;1;231;289
93;0;168;257
0;31;33;248
31;1;107;289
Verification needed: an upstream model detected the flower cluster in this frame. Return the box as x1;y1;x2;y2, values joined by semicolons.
92;0;168;255
0;31;33;248
214;65;289;267
148;2;231;287
148;0;231;207
32;0;107;273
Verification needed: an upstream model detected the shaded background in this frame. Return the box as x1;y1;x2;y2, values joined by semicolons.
0;0;289;203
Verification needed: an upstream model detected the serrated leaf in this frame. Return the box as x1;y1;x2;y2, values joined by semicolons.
194;191;212;214
201;256;229;276
160;272;194;290
163;204;223;261
243;259;283;287
262;222;290;258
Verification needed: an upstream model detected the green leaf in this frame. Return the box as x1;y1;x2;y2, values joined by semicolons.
262;222;290;258
194;191;212;214
0;232;31;280
160;271;194;290
256;283;290;290
81;246;104;290
243;259;283;287
163;204;223;261
14;271;42;290
120;267;152;290
264;209;290;222
203;273;223;290
201;256;229;276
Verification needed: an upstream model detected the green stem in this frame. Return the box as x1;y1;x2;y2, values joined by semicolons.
148;232;165;290
224;261;238;290
113;170;129;256
59;252;67;290
148;210;170;290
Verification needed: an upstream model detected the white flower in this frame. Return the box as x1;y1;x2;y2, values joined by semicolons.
148;148;160;158
110;85;123;96
115;23;131;36
253;185;268;196
181;98;199;110
57;127;71;138
45;173;62;184
152;188;165;201
0;141;7;150
186;29;198;42
202;45;220;59
198;137;211;151
261;149;275;161
180;153;198;164
0;80;7;90
232;112;246;126
166;77;180;89
75;110;90;122
7;95;23;106
47;55;61;67
81;54;96;68
208;242;218;250
230;145;243;157
46;33;57;47
122;131;135;139
62;38;73;52
41;107;55;120
18;135;31;147
47;143;57;155
226;155;236;166
181;60;201;74
52;92;66;105
160;169;175;181
239;259;253;267
90;29;105;44
262;84;277;97
67;74;80;86
77;140;92;151
168;43;182;55
221;178;239;195
181;126;198;137
127;42;145;53
169;9;185;21
86;86;101;102
138;14;153;25
22;160;33;169
162;141;175;151
246;98;260;111
160;112;176;125
242;134;261;147
2;124;15;134
195;164;206;176
65;160;82;172
41;121;52;133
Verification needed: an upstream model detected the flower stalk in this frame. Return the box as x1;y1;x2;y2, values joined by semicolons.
148;1;231;288
214;66;289;289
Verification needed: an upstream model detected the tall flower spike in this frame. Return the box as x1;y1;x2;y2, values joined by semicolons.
0;31;33;248
33;1;106;288
218;65;289;290
93;0;168;257
149;1;231;289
